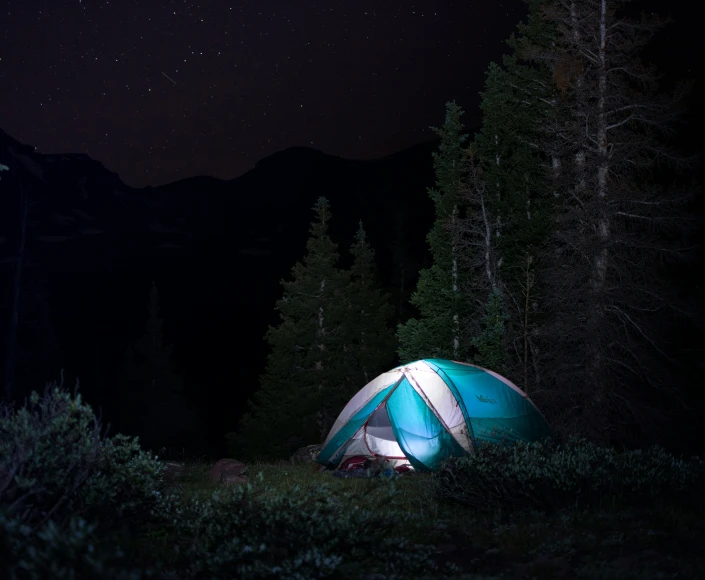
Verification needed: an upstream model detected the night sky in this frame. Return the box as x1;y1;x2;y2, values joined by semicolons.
1;0;527;188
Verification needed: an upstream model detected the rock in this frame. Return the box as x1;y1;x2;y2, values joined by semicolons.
209;458;248;484
290;444;323;464
162;461;187;482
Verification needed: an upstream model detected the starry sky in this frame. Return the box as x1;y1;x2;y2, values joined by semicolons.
0;0;528;188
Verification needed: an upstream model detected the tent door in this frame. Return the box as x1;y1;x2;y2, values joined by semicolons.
363;402;406;459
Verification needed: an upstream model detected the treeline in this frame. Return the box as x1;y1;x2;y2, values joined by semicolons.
230;0;701;459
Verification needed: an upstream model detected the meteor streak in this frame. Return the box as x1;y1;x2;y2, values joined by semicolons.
161;72;177;85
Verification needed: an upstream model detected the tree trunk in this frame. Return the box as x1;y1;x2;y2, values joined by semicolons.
588;0;610;397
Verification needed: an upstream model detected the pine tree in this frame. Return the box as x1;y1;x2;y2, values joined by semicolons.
229;197;350;460
397;102;474;362
468;0;561;386
528;0;696;442
472;290;508;371
120;282;199;452
345;221;396;388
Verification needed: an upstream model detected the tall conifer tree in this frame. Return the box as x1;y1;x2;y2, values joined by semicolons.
397;102;474;362
468;0;560;387
345;221;395;388
528;0;696;442
229;197;349;460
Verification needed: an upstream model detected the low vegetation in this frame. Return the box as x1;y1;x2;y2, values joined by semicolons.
1;382;703;579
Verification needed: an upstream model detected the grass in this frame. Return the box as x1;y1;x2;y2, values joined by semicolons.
146;458;705;579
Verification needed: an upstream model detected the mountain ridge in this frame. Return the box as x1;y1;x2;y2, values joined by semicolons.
0;125;451;452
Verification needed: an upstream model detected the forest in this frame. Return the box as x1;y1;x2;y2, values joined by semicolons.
229;0;704;459
1;0;705;577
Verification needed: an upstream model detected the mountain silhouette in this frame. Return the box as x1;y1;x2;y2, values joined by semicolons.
0;127;450;454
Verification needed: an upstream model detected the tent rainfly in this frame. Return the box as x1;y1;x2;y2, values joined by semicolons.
317;359;553;472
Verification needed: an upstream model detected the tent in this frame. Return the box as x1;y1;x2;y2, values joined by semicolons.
317;359;553;472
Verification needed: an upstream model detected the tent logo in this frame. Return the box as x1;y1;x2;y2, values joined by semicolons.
475;394;497;404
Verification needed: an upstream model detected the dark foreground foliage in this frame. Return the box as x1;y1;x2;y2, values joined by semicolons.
432;437;705;512
1;380;703;579
0;381;456;579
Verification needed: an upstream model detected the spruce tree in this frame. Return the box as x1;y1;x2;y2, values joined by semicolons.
529;0;696;442
120;282;199;453
469;0;560;386
397;102;474;362
230;197;350;460
472;290;508;371
345;221;396;388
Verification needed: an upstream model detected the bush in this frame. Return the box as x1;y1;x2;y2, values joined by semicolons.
431;437;705;512
0;510;146;580
151;475;454;579
1;379;102;529
80;433;166;528
0;376;456;579
0;375;165;577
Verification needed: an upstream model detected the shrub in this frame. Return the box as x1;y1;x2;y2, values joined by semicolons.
0;375;165;576
0;376;165;529
431;437;705;512
1;379;102;529
80;433;166;528
151;475;455;579
0;510;146;580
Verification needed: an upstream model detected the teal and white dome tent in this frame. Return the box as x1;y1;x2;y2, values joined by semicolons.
317;359;553;472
